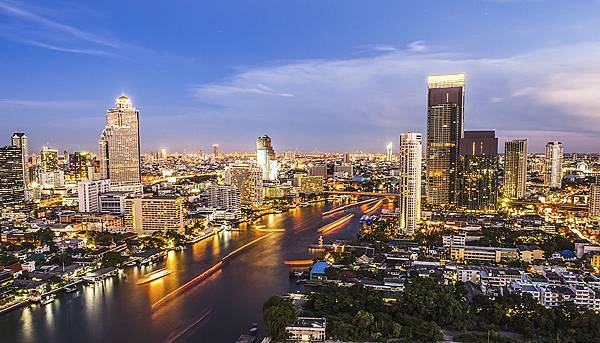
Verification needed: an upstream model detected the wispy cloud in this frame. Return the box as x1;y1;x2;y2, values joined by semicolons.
0;0;122;56
406;40;427;52
189;41;600;151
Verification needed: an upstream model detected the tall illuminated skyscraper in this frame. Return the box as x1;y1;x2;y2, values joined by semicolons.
456;131;499;211
426;73;465;207
11;132;28;186
399;133;422;235
589;182;600;220
213;144;220;157
386;142;393;161
504;139;528;199
544;141;563;189
224;165;264;205
0;145;25;206
40;146;59;172
256;135;278;180
99;94;141;185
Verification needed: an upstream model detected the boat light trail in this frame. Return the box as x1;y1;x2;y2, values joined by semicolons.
165;309;211;343
283;259;313;265
137;268;172;285
318;213;354;234
222;233;274;261
322;198;378;216
152;233;274;310
253;225;285;232
151;262;223;310
363;200;383;214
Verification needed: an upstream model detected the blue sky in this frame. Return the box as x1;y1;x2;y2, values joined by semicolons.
1;0;600;153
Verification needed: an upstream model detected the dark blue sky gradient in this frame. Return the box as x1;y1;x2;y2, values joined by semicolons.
1;0;600;153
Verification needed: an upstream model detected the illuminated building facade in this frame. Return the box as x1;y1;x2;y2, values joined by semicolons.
589;183;600;219
224;165;264;205
386;142;393;161
426;73;465;207
544;141;563;189
456;131;499;211
504;139;528;199
0;145;25;206
399;132;422;235
11;132;28;186
78;179;111;213
99;94;141;185
124;196;186;233
298;176;324;195
256;135;278;180
40;146;59;172
69;152;91;181
207;184;240;210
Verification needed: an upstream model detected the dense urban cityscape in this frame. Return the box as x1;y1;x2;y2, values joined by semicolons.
2;1;600;343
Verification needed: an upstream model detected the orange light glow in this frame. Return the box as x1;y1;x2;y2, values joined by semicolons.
151;261;223;310
318;213;354;234
283;259;313;265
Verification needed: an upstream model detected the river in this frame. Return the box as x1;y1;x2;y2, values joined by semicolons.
0;200;386;342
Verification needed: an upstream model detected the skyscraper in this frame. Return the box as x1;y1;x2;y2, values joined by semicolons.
544;142;563;189
213;144;220;157
426;73;465;207
11;132;28;186
386;142;393;161
224;165;264;205
0;145;25;206
456;131;499;211
99;94;141;185
399;133;422;236
589;183;600;220
256;135;278;180
40;146;59;172
504;139;528;199
69;152;91;181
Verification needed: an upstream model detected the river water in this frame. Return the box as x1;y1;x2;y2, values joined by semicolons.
0;201;384;342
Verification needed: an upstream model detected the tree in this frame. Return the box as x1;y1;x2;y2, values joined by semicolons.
353;310;374;329
263;296;296;340
101;251;128;267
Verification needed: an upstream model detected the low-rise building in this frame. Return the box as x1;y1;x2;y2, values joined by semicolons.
285;317;326;342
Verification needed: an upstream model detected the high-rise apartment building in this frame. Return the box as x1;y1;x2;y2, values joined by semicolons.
99;95;141;185
426;73;465;207
11;132;28;186
504;139;528;199
40;146;59;172
457;131;499;211
207;184;241;210
399;133;422;235
78;179;111;212
308;165;328;178
212;144;220;157
386;142;393;161
297;176;324;195
0;145;25;206
224;165;264;205
256;135;278;180
124;196;186;233
544;142;563;189
69;152;91;181
589;183;600;220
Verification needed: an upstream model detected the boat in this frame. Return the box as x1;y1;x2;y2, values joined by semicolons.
65;286;78;293
39;295;55;305
249;322;258;335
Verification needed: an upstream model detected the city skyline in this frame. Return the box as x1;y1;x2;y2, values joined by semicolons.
2;1;600;152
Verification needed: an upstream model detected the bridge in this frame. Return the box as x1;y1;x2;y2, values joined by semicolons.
145;172;220;185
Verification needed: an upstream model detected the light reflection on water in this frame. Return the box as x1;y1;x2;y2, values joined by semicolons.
0;201;380;342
